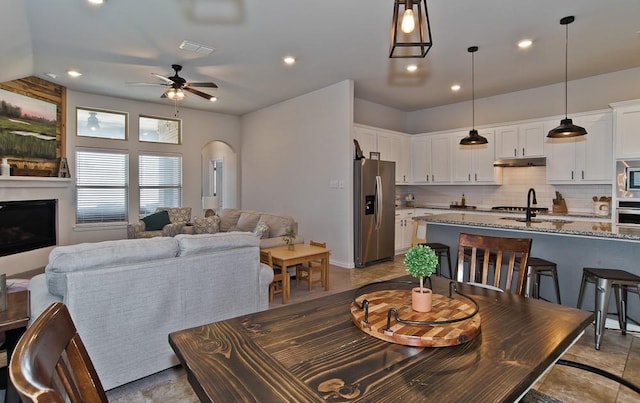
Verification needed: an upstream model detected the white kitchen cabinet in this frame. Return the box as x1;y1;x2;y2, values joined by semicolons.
354;125;411;184
451;130;501;184
394;209;414;253
545;111;613;184
410;134;451;184
495;122;545;158
611;100;640;159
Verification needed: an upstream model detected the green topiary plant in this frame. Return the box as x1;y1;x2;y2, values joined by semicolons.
282;226;296;245
404;244;438;293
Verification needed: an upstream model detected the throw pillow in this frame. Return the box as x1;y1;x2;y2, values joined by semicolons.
219;209;242;232
193;216;220;234
253;221;270;239
142;210;171;231
235;212;262;232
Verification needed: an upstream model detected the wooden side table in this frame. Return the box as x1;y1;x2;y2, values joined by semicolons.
0;290;30;403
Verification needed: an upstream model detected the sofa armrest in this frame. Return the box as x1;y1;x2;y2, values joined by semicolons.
258;262;274;311
28;274;63;325
127;221;146;239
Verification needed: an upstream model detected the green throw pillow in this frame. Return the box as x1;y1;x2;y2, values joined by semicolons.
142;210;171;231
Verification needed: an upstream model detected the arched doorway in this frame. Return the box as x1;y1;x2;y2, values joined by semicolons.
201;141;238;214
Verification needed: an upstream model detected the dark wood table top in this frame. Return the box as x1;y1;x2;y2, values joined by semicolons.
0;291;29;333
169;277;593;402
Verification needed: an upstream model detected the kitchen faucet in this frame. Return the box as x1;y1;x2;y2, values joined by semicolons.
526;188;537;223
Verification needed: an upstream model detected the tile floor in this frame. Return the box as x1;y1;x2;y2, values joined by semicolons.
109;256;639;402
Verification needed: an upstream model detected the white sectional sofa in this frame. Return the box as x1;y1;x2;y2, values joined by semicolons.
28;232;273;390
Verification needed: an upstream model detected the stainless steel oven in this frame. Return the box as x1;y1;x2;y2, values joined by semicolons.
617;201;640;227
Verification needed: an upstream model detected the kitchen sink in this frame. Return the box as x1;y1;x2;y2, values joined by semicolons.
499;217;573;224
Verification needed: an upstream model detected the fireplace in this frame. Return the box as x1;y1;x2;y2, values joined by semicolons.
0;199;57;257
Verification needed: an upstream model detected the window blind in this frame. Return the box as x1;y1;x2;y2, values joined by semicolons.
139;154;182;216
76;149;129;224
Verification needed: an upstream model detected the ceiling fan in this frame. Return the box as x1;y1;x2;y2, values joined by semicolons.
128;64;218;102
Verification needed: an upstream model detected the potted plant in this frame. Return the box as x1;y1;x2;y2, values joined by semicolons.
282;227;296;250
404;244;438;312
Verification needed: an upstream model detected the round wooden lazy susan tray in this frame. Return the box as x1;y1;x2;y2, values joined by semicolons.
351;288;481;347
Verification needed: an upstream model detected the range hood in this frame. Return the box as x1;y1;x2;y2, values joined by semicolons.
493;157;546;167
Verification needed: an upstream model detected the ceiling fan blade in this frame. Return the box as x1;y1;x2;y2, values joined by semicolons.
126;82;168;86
152;73;173;83
184;87;216;101
186;82;218;88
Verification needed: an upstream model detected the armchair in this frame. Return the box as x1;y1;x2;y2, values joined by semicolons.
127;207;192;238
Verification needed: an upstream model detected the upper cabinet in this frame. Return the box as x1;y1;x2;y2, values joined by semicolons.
411;134;451;184
451;130;501;184
495;123;545;159
611;100;640;159
545;111;613;184
354;125;411;184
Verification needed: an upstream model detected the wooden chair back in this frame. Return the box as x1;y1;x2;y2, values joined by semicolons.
261;250;283;302
456;232;532;296
9;302;107;403
309;240;326;265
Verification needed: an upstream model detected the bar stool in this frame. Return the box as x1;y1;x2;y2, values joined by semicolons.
577;267;640;350
523;257;562;304
418;242;453;279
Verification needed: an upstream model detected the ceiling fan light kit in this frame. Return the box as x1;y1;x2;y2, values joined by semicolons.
389;0;433;58
460;46;488;146
547;15;587;139
129;64;218;104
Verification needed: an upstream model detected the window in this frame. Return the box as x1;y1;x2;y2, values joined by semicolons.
76;149;129;224
139;153;182;216
139;115;181;144
76;107;127;140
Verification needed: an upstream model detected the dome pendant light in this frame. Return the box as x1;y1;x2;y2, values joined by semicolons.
547;16;587;138
460;46;488;145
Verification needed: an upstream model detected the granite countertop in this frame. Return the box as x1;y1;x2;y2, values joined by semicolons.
406;204;610;220
415;213;640;242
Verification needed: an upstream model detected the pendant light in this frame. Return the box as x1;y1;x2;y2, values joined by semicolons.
460;46;488;145
389;0;433;58
547;16;587;138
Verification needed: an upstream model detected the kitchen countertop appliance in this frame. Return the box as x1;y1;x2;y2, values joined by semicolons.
616;160;640;228
354;159;395;267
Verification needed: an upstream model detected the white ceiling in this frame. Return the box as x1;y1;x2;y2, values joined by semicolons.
1;0;639;116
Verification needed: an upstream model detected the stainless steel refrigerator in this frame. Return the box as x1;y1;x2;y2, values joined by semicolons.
354;159;395;267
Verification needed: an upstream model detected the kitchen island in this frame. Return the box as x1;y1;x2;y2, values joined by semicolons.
416;213;640;326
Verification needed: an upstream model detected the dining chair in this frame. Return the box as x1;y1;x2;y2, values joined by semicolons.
261;250;284;302
456;232;532;295
9;302;108;403
296;240;326;291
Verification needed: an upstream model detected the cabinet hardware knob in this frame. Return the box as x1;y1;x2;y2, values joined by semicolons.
522;147;525;156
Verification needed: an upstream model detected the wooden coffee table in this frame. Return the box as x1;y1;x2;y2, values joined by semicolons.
263;244;331;303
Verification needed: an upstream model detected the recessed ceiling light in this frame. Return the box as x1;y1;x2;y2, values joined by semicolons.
451;84;461;92
67;70;82;78
518;39;533;49
44;72;57;79
283;56;296;65
87;0;106;5
406;64;418;72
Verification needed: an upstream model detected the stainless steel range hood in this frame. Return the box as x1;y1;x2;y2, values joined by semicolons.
493;157;546;167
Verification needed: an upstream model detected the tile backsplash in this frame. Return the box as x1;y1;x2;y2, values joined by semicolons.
398;166;612;214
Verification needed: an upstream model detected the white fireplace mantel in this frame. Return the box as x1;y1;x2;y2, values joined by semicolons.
0;176;73;188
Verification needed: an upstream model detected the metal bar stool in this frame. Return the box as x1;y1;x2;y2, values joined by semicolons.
577;267;640;350
524;257;561;304
418;242;453;278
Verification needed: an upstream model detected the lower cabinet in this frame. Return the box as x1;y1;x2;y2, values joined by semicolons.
395;209;414;253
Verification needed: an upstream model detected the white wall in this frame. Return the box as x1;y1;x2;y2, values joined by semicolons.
406;67;640;134
241;80;354;267
0;90;240;275
354;98;406;132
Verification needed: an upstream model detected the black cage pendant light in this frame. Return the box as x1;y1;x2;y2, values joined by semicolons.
460;46;488;145
389;0;433;58
547;16;587;138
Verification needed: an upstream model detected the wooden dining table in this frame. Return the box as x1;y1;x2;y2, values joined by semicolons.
169;276;593;402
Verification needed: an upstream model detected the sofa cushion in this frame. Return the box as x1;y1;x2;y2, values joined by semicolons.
253;221;270;239
142;210;171;231
219;209;242;232
235;212;261;232
258;213;295;237
175;233;259;257
45;237;180;297
193;215;220;234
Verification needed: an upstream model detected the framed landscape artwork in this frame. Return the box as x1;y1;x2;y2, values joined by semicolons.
0;88;57;160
